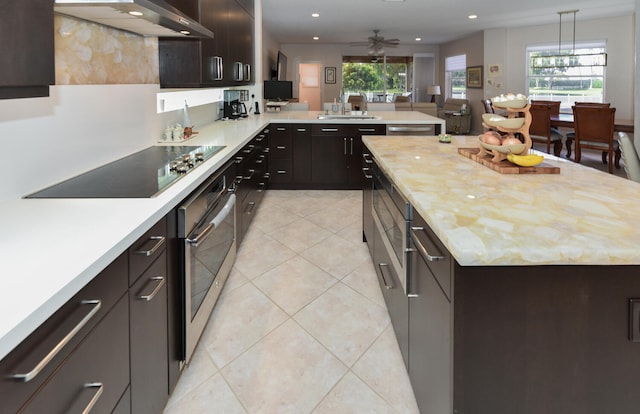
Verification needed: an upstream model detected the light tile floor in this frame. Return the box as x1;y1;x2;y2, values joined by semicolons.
163;190;419;414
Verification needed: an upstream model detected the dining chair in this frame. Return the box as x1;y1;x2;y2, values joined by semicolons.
617;132;640;182
530;100;561;115
347;94;367;110
481;99;494;114
571;105;619;173
394;95;410;103
529;102;563;156
564;102;611;153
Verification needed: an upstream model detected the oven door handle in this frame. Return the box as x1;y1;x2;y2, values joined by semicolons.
186;194;236;247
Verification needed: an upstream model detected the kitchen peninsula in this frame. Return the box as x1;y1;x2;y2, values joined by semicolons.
364;135;640;413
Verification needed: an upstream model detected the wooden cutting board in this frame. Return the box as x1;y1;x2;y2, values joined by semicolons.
458;147;560;174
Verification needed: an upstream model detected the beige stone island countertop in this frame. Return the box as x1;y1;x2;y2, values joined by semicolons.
363;135;640;266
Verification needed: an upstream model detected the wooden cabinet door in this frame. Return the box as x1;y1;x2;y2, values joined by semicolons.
159;39;201;88
129;251;169;414
0;0;54;99
200;0;229;86
311;135;349;186
409;235;452;414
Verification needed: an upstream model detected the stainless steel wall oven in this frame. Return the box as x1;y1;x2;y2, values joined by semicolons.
178;160;236;363
371;158;412;294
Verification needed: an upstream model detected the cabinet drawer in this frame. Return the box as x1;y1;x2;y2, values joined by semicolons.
269;159;292;183
270;136;292;159
355;125;386;135
129;218;167;285
411;213;451;300
311;124;350;135
0;253;128;414
19;295;130;414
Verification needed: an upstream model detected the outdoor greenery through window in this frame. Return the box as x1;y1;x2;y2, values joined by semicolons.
527;42;606;112
445;55;466;99
341;56;412;103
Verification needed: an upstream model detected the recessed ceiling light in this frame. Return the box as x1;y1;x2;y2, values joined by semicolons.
129;11;143;16
313;36;319;40
415;37;422;41
312;13;319;17
468;14;478;19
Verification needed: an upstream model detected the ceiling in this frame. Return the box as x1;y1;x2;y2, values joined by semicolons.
262;0;635;46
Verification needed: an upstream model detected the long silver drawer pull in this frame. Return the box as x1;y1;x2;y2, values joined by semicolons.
350;137;354;155
343;137;347;154
10;300;102;382
82;382;104;414
246;201;256;214
135;236;165;256
188;194;236;247
137;276;166;301
378;263;394;289
410;226;445;262
359;128;377;132
276;145;286;150
276;127;286;131
297;128;307;132
362;153;373;164
388;126;432;133
277;170;287;174
244;169;255;180
362;167;373;179
322;128;339;132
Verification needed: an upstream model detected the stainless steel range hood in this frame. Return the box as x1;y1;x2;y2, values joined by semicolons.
54;0;214;38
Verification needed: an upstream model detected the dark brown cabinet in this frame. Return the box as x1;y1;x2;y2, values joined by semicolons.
236;128;269;245
0;0;55;99
129;250;169;414
310;124;384;189
408;212;452;414
268;124;293;186
159;0;254;87
0;253;129;414
268;123;383;190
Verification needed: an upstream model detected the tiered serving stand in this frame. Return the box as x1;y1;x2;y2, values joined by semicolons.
479;97;532;162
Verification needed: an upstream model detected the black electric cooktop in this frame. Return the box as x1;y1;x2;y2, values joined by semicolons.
25;145;225;199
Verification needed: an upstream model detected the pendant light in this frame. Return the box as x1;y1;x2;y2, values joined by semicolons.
530;10;607;69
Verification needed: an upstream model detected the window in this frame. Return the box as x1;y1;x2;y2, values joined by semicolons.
445;55;466;99
341;56;413;103
527;42;606;112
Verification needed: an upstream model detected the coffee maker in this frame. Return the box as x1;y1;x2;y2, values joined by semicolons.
223;90;248;119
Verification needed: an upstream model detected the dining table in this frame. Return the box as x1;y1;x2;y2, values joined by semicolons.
550;113;634;162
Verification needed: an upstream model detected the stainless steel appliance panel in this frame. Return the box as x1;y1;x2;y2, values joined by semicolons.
178;160;236;363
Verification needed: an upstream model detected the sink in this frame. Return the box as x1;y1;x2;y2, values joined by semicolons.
316;114;381;120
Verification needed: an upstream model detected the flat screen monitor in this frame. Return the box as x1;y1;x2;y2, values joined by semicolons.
277;51;287;81
264;80;293;101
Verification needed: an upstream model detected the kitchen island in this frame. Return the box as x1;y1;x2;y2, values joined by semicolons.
364;135;640;413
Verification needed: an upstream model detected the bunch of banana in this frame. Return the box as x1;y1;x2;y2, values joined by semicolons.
507;153;544;167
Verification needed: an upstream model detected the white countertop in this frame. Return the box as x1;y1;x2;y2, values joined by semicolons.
363;135;640;267
0;111;439;361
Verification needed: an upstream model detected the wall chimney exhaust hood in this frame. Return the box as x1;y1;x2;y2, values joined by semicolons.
54;0;214;38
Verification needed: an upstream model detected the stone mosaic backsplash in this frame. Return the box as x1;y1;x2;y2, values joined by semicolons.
54;14;159;85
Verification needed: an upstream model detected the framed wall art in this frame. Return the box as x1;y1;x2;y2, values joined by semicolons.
325;67;336;84
466;66;483;89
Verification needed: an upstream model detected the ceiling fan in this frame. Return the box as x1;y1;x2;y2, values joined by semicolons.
349;29;400;56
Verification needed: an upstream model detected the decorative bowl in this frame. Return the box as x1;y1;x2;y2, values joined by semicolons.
491;94;528;109
478;136;526;155
481;113;525;129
